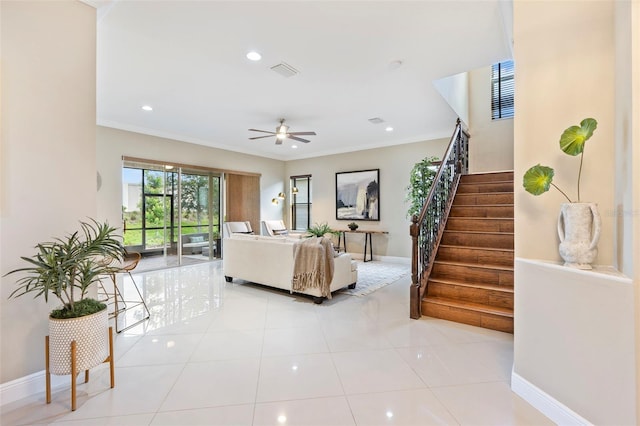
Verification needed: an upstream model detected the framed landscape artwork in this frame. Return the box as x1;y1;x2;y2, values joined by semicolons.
335;169;380;221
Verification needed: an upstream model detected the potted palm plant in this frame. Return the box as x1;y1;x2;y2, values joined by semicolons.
5;219;125;377
523;118;601;269
306;222;339;238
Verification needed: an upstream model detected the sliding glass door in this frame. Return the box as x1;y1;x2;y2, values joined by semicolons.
122;161;221;270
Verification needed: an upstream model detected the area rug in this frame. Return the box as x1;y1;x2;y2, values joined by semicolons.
339;261;410;296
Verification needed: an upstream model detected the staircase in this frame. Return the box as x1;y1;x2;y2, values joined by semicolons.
422;171;514;333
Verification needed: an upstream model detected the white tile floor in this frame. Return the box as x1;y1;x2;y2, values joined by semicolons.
1;261;553;426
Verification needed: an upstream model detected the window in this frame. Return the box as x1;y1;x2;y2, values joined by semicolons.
290;175;311;231
491;60;514;119
122;162;221;255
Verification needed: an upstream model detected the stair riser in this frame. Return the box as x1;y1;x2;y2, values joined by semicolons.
457;182;514;193
446;218;514;232
449;205;514;218
431;263;513;286
441;232;514;249
437;246;514;266
460;172;514;183
453;193;514;206
427;282;514;309
422;302;514;333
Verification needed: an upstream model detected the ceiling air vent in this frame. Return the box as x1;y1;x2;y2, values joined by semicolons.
368;117;385;124
270;62;299;78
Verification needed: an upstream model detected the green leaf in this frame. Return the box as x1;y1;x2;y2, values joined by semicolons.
559;118;597;156
523;164;555;195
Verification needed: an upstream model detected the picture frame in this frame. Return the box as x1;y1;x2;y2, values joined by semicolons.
335;169;380;221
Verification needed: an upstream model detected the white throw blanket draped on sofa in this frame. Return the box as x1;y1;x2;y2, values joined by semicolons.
292;237;335;298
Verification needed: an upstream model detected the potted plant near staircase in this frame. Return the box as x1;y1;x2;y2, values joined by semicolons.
523;118;601;269
4;219;125;410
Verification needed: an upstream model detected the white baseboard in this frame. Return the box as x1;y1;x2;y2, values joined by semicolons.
0;370;70;407
511;371;592;425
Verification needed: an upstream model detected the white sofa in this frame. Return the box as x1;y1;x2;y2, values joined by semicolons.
223;234;357;303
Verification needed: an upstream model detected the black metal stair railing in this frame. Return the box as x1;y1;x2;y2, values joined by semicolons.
410;119;469;319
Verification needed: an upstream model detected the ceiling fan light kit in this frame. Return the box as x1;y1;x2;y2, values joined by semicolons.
249;119;316;145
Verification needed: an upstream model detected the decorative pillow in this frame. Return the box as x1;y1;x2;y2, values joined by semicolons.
272;229;288;236
189;236;205;243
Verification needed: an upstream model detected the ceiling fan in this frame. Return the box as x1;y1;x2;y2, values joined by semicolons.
249;119;316;145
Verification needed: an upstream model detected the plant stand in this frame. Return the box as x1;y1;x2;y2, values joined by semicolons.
45;326;115;411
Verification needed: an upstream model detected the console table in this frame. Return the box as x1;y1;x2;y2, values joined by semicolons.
336;229;388;262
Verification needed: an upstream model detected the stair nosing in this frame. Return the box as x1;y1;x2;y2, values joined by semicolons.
427;277;514;293
433;260;514;272
438;244;514;253
443;230;514;236
422;296;514;317
455;191;514;195
447;217;514;221
459;181;514;185
450;204;514;208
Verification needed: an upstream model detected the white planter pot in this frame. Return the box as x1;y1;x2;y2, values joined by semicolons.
48;307;109;375
557;202;602;270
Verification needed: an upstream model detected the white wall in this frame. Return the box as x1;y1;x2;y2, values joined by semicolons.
514;260;636;425
96;126;286;233
468;66;514;173
513;0;638;423
284;138;450;259
513;0;615;266
433;72;469;126
0;0;97;382
614;0;638;279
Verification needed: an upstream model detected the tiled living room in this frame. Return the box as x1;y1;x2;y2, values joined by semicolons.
1;1;638;425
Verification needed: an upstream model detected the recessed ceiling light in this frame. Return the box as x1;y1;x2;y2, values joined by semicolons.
385;126;394;132
246;51;262;61
388;59;403;70
141;105;153;111
291;144;298;149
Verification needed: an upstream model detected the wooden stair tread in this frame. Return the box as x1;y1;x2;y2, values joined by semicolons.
428;277;514;293
451;204;514;208
439;244;514;253
433;259;514;272
456;191;514;194
443;230;514;236
423;296;514;318
447;217;514;221
459;180;514;184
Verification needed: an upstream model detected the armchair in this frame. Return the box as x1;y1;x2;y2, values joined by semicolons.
263;220;305;238
223;221;253;237
263;220;289;236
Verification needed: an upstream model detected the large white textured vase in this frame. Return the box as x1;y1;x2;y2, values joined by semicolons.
48;308;108;375
557;202;601;270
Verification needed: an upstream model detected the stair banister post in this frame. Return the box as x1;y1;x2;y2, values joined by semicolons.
410;214;421;319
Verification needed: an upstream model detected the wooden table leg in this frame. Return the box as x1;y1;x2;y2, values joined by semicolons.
71;340;77;411
45;336;51;404
363;232;373;262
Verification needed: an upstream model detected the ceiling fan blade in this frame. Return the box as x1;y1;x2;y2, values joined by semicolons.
248;129;276;134
288;135;311;143
288;131;316;136
249;135;275;140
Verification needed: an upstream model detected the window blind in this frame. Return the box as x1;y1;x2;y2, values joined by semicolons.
491;60;515;119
